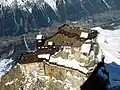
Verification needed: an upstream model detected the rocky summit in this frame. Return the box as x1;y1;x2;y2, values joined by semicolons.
0;24;100;90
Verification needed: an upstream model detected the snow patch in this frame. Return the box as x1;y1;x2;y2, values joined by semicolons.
0;0;24;6
102;0;111;9
5;79;18;86
44;0;57;12
96;27;120;64
23;35;30;51
49;57;88;74
0;58;14;77
8;49;14;56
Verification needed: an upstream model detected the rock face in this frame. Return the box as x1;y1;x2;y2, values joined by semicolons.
0;63;46;90
0;0;120;36
0;62;86;90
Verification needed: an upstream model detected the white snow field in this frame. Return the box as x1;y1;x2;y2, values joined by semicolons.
92;27;120;87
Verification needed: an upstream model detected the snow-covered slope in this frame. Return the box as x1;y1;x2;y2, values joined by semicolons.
92;27;120;64
92;27;120;88
0;0;120;36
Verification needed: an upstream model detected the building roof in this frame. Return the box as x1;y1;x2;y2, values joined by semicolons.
38;40;42;42
48;41;53;46
81;43;91;55
36;34;43;40
38;54;50;60
80;32;88;38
